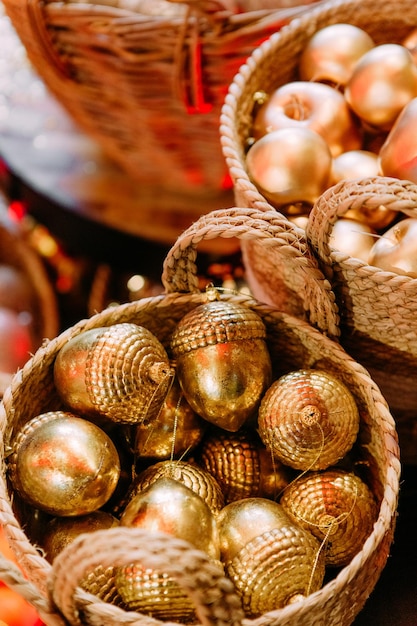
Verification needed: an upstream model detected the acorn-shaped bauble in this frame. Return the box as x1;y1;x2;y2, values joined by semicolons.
198;428;291;503
126;459;225;515
170;299;272;431
117;477;220;620
8;411;121;516
258;369;360;470
134;377;206;460
54;323;174;424
217;498;325;616
280;469;377;567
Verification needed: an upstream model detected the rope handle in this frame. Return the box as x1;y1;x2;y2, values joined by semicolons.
48;527;244;626
161;206;340;338
306;176;417;266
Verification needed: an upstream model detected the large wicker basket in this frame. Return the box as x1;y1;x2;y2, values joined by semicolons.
0;206;400;626
2;0;320;200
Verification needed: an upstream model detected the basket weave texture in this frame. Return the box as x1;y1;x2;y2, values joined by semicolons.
0;207;400;626
2;0;319;198
219;0;417;461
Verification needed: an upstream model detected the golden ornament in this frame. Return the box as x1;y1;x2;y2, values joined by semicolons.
170;299;272;431
54;323;174;424
280;469;377;567
217;498;325;616
134;377;206;460
258;369;360;470
120;476;220;561
8;411;121;516
198;428;291;503
127;459;225;515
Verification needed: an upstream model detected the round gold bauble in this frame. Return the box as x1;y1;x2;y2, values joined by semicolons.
379;97;417;184
299;23;375;86
170;300;272;432
329;218;377;263
345;44;417;130
258;369;360;471
8;411;121;516
245;127;332;207
120;476;220;561
54;323;174;424
280;469;377;567
252;81;362;157
368;217;417;277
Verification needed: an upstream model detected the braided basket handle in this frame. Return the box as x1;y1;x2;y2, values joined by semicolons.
162;206;340;338
306;176;417;266
48;527;244;626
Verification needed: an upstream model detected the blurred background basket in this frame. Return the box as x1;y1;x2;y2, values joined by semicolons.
0;197;59;395
1;0;321;231
0;206;400;625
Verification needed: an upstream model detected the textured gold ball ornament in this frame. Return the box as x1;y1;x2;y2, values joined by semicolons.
8;411;121;516
170;300;272;431
217;498;325;616
54;323;174;424
198;428;291;503
258;369;360;471
117;477;221;620
280;469;377;567
134;377;206;460
127;459;225;515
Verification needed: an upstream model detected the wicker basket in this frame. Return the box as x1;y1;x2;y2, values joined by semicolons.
0;206;399;626
2;0;321;200
219;0;417;461
0;204;59;395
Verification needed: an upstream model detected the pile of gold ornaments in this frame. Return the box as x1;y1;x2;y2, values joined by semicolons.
7;297;377;620
245;23;417;276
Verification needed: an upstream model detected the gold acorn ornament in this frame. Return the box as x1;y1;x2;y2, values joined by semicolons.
198;428;291;504
217;497;325;616
280;469;377;567
134;377;206;460
116;477;221;620
258;369;360;471
127;459;225;515
53;323;174;424
170;298;272;432
8;411;121;516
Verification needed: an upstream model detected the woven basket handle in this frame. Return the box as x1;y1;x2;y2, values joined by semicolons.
48;527;244;626
306;176;417;266
161;206;340;338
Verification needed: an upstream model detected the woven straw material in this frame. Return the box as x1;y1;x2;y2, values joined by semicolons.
2;0;320;199
0;206;59;395
0;206;399;626
220;0;417;209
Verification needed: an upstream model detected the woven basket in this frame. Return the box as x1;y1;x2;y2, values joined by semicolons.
0;206;399;626
220;0;417;209
2;0;321;200
0;205;59;395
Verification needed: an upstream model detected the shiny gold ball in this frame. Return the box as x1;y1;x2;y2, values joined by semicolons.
170;300;272;432
54;323;174;424
258;369;360;470
120;476;220;561
8;411;121;516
